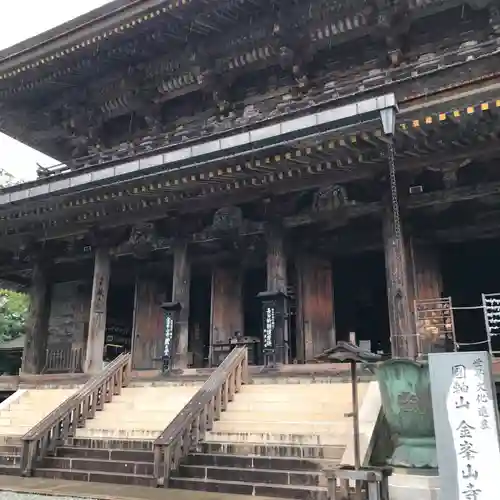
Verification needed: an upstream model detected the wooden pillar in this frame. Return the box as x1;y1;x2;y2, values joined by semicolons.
210;264;243;344
22;259;52;374
131;276;165;370
409;238;445;355
171;241;191;370
409;239;443;301
296;254;335;362
382;208;417;359
84;247;111;373
263;226;289;364
266;226;287;294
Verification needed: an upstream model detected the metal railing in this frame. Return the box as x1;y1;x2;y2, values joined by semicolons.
20;352;132;476
153;346;248;487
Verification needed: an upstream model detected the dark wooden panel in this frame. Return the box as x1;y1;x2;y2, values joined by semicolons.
132;276;165;370
211;265;243;344
296;255;335;362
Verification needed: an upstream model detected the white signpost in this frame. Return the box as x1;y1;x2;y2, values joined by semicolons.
429;351;500;500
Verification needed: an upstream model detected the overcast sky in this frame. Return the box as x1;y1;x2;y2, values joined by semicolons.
0;0;111;182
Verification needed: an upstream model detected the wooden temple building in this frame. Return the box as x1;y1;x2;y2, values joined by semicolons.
0;0;500;375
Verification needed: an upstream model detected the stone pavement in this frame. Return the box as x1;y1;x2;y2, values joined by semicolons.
0;476;275;500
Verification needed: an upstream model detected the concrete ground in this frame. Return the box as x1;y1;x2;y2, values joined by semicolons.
0;477;275;500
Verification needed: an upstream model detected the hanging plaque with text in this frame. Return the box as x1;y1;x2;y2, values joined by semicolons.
429;351;500;500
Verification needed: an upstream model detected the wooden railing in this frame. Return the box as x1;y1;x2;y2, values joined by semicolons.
44;345;84;374
153;346;248;487
20;352;132;476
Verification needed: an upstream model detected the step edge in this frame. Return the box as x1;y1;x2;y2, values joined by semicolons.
36;468;154;478
179;464;324;475
45;457;154;466
170;476;328;490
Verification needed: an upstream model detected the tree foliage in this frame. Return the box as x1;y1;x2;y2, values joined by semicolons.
0;289;29;343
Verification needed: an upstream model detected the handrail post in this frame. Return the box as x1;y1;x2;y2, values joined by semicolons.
20;352;132;477
153;346;249;487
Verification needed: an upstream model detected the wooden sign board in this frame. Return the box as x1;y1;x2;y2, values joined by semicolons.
429;351;500;500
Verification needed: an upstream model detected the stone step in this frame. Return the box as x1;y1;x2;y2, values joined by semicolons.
219;410;350;422
0;425;32;435
0;453;20;467
0;436;22;446
42;456;154;476
75;428;162;440
104;401;192;409
56;446;154;463
176;463;326;487
84;418;172;429
212;420;350;434
185;453;337;471
205;431;347;446
201;441;345;460
225;401;351;413
34;467;155;487
169;476;328;500
85;410;182;422
232;392;353;404
66;438;154;451
0;464;22;476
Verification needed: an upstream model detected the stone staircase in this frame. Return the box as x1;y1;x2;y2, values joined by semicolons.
25;374;378;500
34;380;202;483
0;387;79;475
169;378;369;499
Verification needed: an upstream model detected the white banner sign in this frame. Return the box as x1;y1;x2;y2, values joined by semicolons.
429;351;500;500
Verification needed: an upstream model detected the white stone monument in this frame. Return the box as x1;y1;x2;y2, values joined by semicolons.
429;351;500;500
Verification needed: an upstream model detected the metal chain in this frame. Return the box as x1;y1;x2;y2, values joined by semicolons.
387;140;402;248
387;139;408;357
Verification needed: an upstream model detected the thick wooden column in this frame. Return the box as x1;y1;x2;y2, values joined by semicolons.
409;239;443;301
266;227;287;294
382;208;417;359
296;254;335;362
409;239;445;355
84;247;111;373
22;259;52;374
210;264;243;344
171;241;191;370
264;226;289;364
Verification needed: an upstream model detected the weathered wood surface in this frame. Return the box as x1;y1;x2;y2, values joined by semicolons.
296;254;335;362
409;239;446;355
84;247;111;373
153;346;248;487
265;226;289;364
20;352;131;477
48;281;90;356
171;241;191;370
22;259;52;374
410;239;443;301
382;207;417;359
266;226;287;294
132;276;165;370
210;265;243;345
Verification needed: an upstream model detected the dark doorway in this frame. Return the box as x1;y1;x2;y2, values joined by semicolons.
105;277;135;361
243;266;266;363
333;251;390;354
189;268;212;367
441;238;500;353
